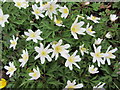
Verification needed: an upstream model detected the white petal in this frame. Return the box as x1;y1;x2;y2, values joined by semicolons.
65;61;70;67
69;64;73;70
72;50;78;56
73;63;80;69
46;55;52;62
109;48;118;53
71;32;78;39
75;84;84;88
55;53;59;60
35;54;40;60
77;21;85;27
33;39;38;43
35;46;40;52
107;58;111;65
40;57;45;64
63;44;70;49
24;32;30;36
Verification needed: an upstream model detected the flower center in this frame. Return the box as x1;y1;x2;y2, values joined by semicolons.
30;33;36;38
11;41;16;45
92;16;96;20
63;8;68;14
33;72;38;77
81;47;86;52
91;68;95;72
68;56;75;63
41;51;47;56
0;16;4;21
8;67;15;72
23;54;28;60
55;45;62;53
71;25;79;33
95;52;102;58
49;5;54;12
55;19;62;24
34;9;40;14
68;85;75;88
16;2;22;6
88;28;92;32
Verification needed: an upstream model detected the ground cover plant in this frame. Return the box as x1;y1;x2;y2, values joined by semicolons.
0;0;120;89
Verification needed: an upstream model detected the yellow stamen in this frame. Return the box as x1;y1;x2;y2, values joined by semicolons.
49;5;54;12
41;51;47;56
63;8;68;14
34;9;40;14
55;19;62;24
23;54;28;60
91;68;95;71
88;28;92;32
16;2;22;6
68;85;75;88
71;25;79;33
95;52;102;58
92;16;96;20
55;45;62;53
33;72;37;77
68;56;75;63
30;33;36;38
11;41;16;45
8;67;15;72
81;47;86;52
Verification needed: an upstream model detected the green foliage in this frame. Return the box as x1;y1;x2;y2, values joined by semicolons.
1;2;120;89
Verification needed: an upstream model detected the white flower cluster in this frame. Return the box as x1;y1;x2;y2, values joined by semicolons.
1;0;119;89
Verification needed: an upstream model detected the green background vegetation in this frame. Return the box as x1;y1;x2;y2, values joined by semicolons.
1;1;120;89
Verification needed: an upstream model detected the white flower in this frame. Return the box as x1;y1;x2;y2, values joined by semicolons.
87;14;100;23
24;29;43;43
84;2;90;5
90;44;104;67
22;1;29;9
19;49;29;67
54;16;65;27
64;50;81;70
4;62;17;77
93;82;105;90
86;23;96;37
13;0;29;9
105;32;112;39
94;38;103;45
0;8;9;27
64;80;83;89
9;35;18;50
103;45;118;65
35;43;52;64
71;16;86;39
79;44;89;56
88;65;99;74
110;14;118;22
51;39;70;60
59;5;69;19
45;1;58;20
29;67;40;80
77;15;85;19
32;4;44;19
